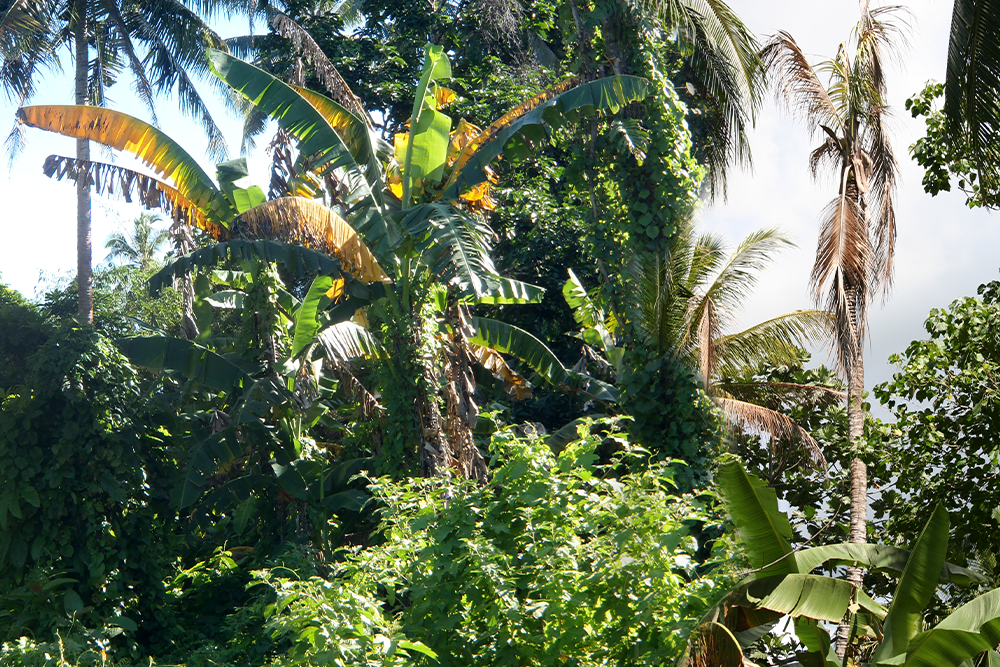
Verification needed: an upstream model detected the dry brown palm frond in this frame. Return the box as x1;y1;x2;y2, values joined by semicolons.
42;154;225;239
853;5;911;97
236;197;388;283
762;30;842;134
810;192;870;373
865;111;899;298
269;12;367;122
327;361;383;419
714;396;828;475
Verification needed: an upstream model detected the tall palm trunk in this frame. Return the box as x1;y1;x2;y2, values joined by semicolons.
73;0;92;324
837;329;867;656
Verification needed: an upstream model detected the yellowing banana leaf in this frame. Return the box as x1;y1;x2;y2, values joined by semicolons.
18;105;224;220
469;343;532;400
440;75;651;202
290;84;384;197
237;197;388;283
207;49;398;262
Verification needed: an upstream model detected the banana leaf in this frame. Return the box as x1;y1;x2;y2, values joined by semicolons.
472;277;545;305
401;44;452;206
116;336;250;392
18;105;224;219
291;275;336;357
882;590;1000;667
206;50;398;263
148;240;343;296
467;316;618;402
717;459;795;573
872;505;951;663
440;75;651;201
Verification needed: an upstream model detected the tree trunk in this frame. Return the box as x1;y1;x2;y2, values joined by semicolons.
74;0;92;324
836;312;868;659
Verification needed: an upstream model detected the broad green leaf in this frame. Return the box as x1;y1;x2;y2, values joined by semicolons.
291;275;334;357
117;336;250;392
148;240;343;296
717;459;795;572
400;202;498;297
402;44;452;207
749;574;854;622
794;618;842;667
174;433;245;509
873;505;951;662
468;316;618;402
204;290;245;309
232;186;267;213
63;590;84;615
473;277;545;304
441;75;651;201
788;542;985;587
564;268;604;328
888;590;1000;667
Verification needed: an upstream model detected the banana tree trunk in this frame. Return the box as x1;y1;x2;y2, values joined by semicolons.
74;0;92;324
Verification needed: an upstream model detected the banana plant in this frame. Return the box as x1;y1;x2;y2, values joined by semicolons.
683;459;1000;667
205;44;641;476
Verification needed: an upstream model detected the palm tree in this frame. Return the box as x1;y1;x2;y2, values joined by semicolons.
0;0;243;324
626;224;839;465
104;212;170;272
762;4;908;656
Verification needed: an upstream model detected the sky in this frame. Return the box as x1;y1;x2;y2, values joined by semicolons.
0;1;994;395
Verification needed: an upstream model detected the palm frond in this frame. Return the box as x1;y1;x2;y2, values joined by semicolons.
269;11;367;121
865;106;899;299
945;0;1000;194
713;396;828;474
650;0;765;195
713;310;834;378
699;227;794;333
714;379;845;409
235;197;389;283
762;31;843;135
627;250;689;355
810;193;869;374
853;4;911;98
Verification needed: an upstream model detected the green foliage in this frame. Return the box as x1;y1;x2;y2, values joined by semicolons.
617;345;722;489
906;81;1000;208
872;280;1000;589
0;282;51;391
253;424;730;666
0;327;174;640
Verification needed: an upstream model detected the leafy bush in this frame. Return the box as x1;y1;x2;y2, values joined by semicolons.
0;327;175;640
249;423;731;666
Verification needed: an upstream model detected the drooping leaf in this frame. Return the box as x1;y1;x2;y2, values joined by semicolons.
892;589;1000;667
317;321;381;361
18;105;225;220
472;277;545;305
872;505;951;662
717;459;795;572
116;336;250;392
237;197;389;283
440;75;651;201
148;240;343;296
467;316;617;401
794;617;841;667
174;433;246;509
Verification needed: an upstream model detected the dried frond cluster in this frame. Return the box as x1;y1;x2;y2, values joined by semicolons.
762;6;908;375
